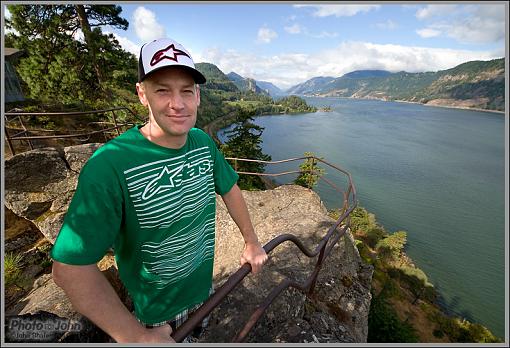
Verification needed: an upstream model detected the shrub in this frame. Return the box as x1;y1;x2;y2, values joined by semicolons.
368;293;419;342
4;252;24;287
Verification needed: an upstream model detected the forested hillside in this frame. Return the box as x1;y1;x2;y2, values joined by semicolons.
287;59;505;111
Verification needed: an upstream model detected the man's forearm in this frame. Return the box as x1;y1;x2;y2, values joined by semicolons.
221;184;268;274
221;184;259;244
52;262;149;343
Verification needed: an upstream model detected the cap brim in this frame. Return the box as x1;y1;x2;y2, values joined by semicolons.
140;65;206;84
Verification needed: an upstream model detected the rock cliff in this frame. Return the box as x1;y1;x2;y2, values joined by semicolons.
4;144;372;343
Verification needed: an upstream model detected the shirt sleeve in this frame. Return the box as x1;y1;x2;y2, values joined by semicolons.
50;166;123;265
209;137;239;196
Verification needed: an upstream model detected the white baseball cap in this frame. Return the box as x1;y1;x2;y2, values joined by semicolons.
138;38;206;84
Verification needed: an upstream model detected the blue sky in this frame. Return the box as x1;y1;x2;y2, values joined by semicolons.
4;2;507;90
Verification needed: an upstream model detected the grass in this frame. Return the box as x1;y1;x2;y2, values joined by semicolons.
4;252;24;287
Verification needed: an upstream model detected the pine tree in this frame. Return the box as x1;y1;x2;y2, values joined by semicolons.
5;4;133;108
219;110;271;190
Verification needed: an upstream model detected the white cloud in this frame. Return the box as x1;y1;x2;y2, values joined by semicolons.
105;32;140;56
200;41;501;90
256;26;277;44
416;27;441;38
283;23;338;39
284;24;301;34
309;31;338;39
415;4;505;44
294;4;380;17
446;5;505;44
416;5;459;20
133;6;166;42
376;19;398;30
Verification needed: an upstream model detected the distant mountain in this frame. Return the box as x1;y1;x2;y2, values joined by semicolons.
286;58;505;111
286;76;335;95
196;63;238;92
227;72;269;96
255;80;286;98
342;70;392;79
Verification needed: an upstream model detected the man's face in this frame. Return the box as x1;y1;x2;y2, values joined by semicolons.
136;67;200;139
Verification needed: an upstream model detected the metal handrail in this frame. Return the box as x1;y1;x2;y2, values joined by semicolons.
172;156;357;342
3;107;143;156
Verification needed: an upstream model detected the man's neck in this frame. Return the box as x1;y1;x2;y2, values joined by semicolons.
139;123;187;149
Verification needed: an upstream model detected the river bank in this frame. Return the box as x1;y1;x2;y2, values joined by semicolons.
305;95;505;114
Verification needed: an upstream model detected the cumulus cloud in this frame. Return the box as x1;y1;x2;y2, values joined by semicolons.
416;27;441;38
257;26;277;44
133;6;166;41
294;4;380;17
105;32;140;56
284;24;301;34
416;4;459;20
200;41;501;90
283;22;338;39
415;4;505;44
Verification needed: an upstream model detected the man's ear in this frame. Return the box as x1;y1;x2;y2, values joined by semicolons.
136;82;149;107
196;84;201;107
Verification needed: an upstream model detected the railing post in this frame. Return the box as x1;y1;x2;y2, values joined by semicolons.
4;124;16;156
111;110;121;136
308;244;325;296
18;116;33;151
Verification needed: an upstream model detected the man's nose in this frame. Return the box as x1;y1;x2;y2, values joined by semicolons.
169;94;184;109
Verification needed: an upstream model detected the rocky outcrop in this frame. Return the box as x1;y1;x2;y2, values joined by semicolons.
4;145;372;343
205;185;372;343
4;144;102;243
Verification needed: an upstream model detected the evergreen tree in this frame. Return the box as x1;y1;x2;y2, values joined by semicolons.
220;110;271;190
294;151;325;189
5;4;134;108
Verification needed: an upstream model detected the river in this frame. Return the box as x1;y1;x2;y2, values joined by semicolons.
217;97;506;338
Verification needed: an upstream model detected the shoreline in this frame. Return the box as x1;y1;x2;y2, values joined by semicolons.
303;95;505;115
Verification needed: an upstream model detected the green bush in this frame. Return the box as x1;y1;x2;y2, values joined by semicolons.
368;293;419;342
366;226;387;248
294;152;325;189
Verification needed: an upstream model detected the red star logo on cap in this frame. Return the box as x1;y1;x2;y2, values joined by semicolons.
150;44;191;66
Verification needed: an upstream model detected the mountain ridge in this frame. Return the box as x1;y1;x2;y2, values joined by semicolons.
286;58;505;111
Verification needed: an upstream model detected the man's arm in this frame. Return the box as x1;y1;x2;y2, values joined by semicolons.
221;184;268;274
52;261;174;343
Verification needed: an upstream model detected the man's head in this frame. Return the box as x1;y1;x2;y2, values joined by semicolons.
136;38;206;147
138;38;206;84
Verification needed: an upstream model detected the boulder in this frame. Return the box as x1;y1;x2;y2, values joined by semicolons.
4;144;102;243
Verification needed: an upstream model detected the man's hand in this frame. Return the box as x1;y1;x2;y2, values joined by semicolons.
139;324;175;343
240;241;268;274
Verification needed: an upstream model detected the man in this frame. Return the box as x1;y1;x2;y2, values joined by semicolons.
51;37;268;343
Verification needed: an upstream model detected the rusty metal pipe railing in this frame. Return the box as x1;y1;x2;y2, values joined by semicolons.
4;107;143;156
171;155;357;342
5;125;127;140
233;223;349;342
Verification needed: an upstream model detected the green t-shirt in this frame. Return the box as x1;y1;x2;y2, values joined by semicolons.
51;125;239;324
